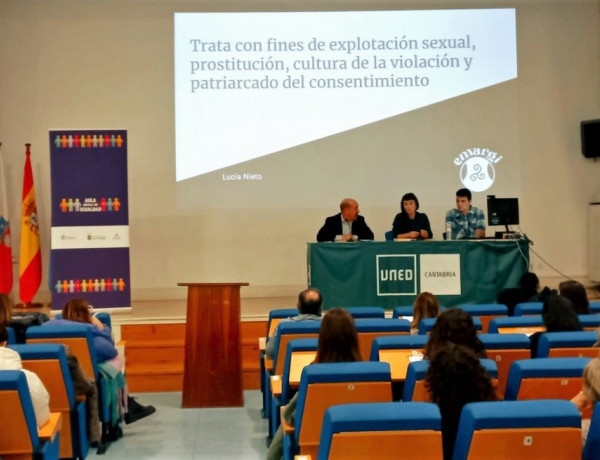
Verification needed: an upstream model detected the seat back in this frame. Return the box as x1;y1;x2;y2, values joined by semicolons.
271;321;321;376
488;315;545;334
513;301;543;316
281;338;318;403
479;333;531;396
355;319;410;360
318;402;442;460
418;316;482;335
26;324;98;381
403;358;498;402
590;301;600;314
294;362;393;458
504;357;590;401
267;308;299;337
344;306;385;319
536;331;599;358
453;400;581;460
6;325;17;344
578;314;600;331
459;304;508;333
0;370;41;458
370;335;428;381
11;343;87;459
391;305;413;318
384;230;394;241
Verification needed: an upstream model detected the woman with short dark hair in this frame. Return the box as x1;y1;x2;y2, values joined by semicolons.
391;192;433;239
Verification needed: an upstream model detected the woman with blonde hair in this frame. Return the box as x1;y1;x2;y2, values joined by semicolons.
410;292;441;335
571;358;600;445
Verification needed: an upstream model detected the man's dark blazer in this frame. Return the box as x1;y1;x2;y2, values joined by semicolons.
316;213;374;242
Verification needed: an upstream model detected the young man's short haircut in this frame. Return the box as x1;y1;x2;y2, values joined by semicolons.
456;188;472;201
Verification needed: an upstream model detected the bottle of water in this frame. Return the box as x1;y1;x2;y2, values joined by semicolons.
445;221;453;240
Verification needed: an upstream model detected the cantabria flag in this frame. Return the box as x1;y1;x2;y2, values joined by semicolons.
0;143;13;294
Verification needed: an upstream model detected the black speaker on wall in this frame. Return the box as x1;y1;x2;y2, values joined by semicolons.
581;119;600;158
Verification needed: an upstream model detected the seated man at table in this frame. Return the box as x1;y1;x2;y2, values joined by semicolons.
265;288;322;358
444;188;486;239
316;198;374;242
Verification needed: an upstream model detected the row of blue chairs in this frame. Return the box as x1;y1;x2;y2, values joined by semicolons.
317;399;597;460
1;316;118;459
279;359;599;459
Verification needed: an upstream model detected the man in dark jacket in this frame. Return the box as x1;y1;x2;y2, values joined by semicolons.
316;198;374;242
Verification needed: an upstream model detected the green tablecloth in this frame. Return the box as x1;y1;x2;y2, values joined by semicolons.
307;240;530;309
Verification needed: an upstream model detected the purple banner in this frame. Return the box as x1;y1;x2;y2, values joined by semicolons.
49;130;131;310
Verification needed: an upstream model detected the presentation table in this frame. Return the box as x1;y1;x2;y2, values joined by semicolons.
178;282;249;408
308;239;529;309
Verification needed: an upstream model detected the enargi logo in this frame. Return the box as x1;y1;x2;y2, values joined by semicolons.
376;255;417;296
454;148;503;192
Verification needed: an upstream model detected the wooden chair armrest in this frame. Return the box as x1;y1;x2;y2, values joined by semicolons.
75;394;87;403
280;406;294;434
295;456;312;460
38;412;63;441
259;337;266;351
264;356;274;372
270;375;282;396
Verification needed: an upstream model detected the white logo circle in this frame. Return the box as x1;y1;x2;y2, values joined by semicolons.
459;157;495;192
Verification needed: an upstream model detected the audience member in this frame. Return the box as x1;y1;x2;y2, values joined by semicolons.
424;308;486;359
425;343;498;460
444;188;485;239
316;198;374;242
559;280;591;314
497;271;542;315
529;295;582;357
410;292;441;335
391;192;433;239
571;357;600;446
0;324;50;428
43;298;156;429
266;307;361;460
265;288;322;359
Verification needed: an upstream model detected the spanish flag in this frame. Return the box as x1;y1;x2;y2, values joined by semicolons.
0;143;13;294
19;144;41;303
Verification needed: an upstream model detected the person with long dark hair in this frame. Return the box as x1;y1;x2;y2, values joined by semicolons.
425;343;498;459
529;295;582;357
424;308;486;360
410;292;441;335
266;308;361;460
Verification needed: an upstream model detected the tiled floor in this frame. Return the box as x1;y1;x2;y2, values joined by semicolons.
90;391;268;460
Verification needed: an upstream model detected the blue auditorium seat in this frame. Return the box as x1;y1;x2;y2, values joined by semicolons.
452;400;581;459
513;301;543;316
11;343;88;459
504;357;590;401
318;402;442;459
282;361;392;460
0;370;62;460
344;306;385;319
535;331;598;358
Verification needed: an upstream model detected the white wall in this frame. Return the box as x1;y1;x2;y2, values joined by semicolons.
0;0;599;312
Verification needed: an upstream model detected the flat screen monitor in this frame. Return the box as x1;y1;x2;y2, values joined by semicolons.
487;196;519;231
